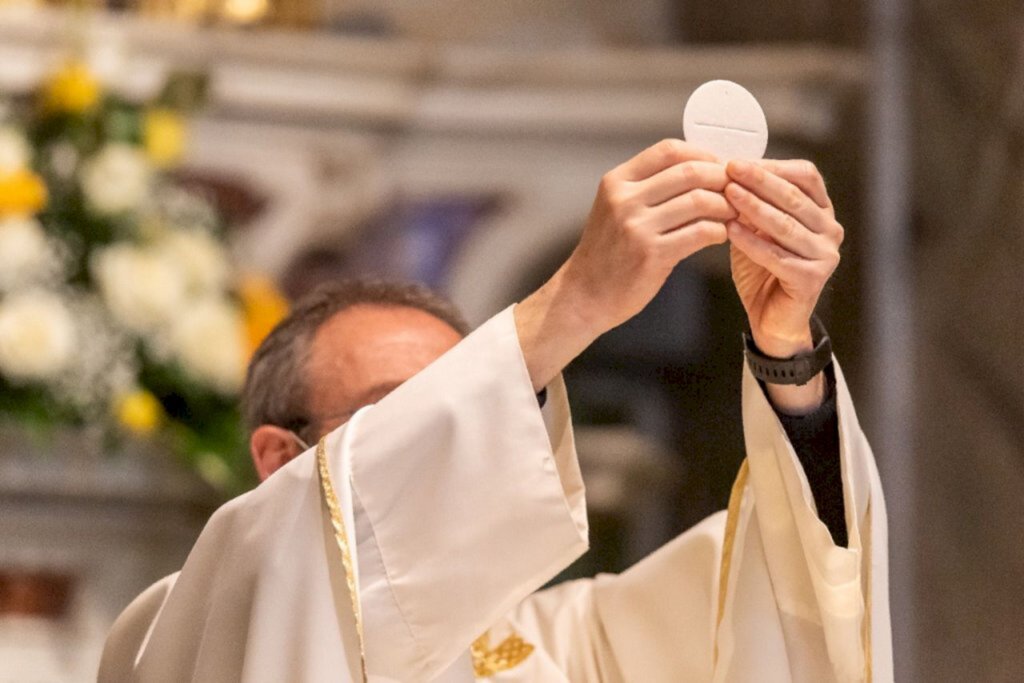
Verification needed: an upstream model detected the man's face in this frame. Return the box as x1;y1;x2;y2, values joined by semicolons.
302;304;464;441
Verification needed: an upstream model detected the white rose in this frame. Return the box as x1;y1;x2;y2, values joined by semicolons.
80;144;152;214
92;242;188;334
0;218;63;291
0;290;76;382
159;229;231;295
0;126;30;177
170;297;246;394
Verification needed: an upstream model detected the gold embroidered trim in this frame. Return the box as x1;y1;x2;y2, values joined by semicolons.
471;632;535;677
317;437;368;683
714;458;749;667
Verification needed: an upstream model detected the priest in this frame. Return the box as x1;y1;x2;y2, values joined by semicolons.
98;140;891;682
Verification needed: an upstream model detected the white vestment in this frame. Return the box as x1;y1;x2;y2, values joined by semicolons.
98;307;892;683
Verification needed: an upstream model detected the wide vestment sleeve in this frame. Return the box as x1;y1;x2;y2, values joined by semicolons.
480;359;892;683
701;361;893;683
107;306;589;683
351;307;589;680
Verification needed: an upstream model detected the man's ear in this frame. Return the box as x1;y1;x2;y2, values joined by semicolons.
250;425;304;482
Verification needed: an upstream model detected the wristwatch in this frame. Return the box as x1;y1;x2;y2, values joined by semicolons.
743;316;833;386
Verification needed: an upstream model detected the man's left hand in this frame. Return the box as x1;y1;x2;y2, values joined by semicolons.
723;159;843;359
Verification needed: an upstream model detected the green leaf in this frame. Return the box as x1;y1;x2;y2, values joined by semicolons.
101;100;144;145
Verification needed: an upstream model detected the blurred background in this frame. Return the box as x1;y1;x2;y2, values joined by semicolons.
0;0;1019;681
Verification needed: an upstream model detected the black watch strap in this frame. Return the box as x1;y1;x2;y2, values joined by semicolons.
743;316;833;386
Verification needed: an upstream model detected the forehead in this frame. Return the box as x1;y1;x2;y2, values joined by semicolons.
305;304;463;416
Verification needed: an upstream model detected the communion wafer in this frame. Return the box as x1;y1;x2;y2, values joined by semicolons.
683;80;768;161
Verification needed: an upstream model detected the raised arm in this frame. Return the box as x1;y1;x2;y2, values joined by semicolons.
725;157;849;544
723;159;891;681
725;158;844;415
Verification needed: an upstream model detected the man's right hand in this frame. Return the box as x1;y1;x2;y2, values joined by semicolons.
515;139;736;390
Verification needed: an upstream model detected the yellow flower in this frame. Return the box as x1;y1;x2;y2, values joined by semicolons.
42;62;101;114
0;171;48;216
144;108;187;167
115;389;163;435
238;274;289;359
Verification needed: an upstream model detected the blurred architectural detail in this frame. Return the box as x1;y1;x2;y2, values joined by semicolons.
123;0;312;28
25;0;867;46
25;0;678;41
0;427;217;681
0;4;866;308
911;2;1024;681
677;0;865;45
322;0;678;45
865;0;915;680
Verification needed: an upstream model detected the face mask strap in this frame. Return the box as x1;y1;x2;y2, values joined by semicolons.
288;430;311;452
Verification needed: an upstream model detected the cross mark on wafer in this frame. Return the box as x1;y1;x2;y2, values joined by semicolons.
693;122;761;135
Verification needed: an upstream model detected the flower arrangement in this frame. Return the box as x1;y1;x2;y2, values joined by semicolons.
0;62;288;494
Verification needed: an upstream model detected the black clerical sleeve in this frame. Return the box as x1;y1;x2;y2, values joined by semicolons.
772;368;848;548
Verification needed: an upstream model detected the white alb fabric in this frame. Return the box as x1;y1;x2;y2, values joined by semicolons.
98;306;891;682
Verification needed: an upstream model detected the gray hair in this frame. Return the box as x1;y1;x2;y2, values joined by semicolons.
242;279;470;440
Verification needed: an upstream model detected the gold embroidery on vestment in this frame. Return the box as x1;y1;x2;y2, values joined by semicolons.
714;457;749;667
471;632;535;677
317;437;368;683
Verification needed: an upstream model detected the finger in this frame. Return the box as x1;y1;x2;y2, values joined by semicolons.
615;139;719;182
660;220;728;260
636;161;729;207
751;159;831;210
726;160;835;236
725;182;832;259
649;189;737;233
726;220;811;280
